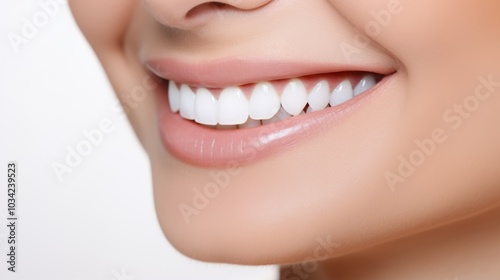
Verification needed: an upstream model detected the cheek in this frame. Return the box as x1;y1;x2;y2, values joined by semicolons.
330;0;500;180
330;0;500;73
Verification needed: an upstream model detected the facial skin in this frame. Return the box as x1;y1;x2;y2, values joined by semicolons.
71;0;500;278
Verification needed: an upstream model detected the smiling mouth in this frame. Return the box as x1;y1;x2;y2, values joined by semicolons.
147;58;393;167
167;72;381;129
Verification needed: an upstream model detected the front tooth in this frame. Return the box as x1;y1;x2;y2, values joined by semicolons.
249;82;281;120
307;80;330;111
217;86;249;125
262;107;292;125
168;81;181;113
354;75;376;96
281;79;308;116
179;84;196;120
239;118;261;129
330;80;353;106
194;88;218;125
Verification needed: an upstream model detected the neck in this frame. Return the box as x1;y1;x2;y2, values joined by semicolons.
281;209;500;280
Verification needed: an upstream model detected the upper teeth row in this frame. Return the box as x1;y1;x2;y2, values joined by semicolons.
168;75;377;126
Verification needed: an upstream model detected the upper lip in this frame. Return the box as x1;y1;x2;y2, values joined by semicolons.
145;57;395;88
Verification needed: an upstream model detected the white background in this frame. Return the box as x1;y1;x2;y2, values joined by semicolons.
0;1;277;279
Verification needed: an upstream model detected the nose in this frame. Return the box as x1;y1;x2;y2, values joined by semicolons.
142;0;273;30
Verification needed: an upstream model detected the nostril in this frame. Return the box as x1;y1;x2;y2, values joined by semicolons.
185;2;234;19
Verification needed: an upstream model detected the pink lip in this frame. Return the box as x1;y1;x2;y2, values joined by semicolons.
153;75;395;168
147;58;395;167
146;58;394;88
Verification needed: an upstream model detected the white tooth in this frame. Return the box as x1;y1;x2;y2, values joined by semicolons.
354;75;376;96
281;79;308;116
179;84;196;120
262;107;292;125
330;80;353;106
307;80;330;111
217;86;249;125
194;88;218;125
238;118;261;129
249;82;281;120
306;106;314;113
168;81;180;113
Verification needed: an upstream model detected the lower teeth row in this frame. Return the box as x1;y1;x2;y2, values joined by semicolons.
168;75;377;128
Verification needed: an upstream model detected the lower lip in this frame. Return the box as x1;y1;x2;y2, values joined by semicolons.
156;75;393;167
